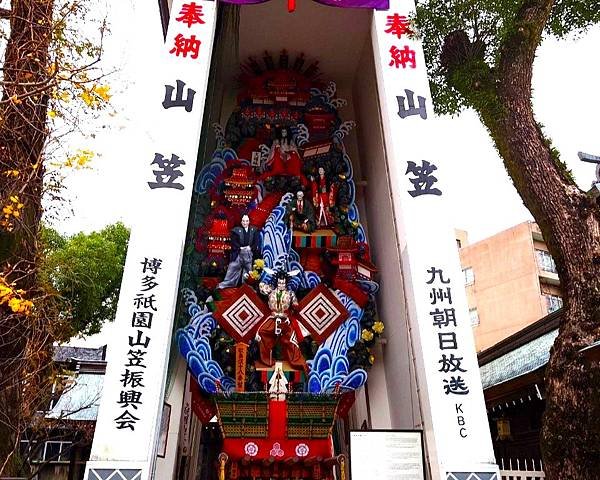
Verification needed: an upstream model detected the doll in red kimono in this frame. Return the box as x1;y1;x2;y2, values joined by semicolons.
311;167;336;227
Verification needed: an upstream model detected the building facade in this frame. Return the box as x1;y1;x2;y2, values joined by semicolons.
459;222;561;352
479;311;561;478
81;1;500;479
18;347;106;480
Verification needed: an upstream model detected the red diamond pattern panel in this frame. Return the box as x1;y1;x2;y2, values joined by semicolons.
297;284;349;343
214;284;270;343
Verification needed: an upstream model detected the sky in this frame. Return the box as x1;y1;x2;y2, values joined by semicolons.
56;2;600;245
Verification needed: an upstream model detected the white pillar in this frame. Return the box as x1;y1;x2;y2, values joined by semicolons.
84;2;217;479
371;3;500;479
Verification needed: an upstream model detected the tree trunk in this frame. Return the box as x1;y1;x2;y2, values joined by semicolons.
0;0;54;474
491;56;600;480
441;1;600;478
490;4;600;478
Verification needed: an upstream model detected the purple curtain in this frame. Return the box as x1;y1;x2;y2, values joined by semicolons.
219;0;389;10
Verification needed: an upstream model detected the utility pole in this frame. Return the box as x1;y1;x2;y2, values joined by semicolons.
577;151;600;190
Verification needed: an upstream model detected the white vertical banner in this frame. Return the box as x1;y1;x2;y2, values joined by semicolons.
371;2;499;480
85;2;217;479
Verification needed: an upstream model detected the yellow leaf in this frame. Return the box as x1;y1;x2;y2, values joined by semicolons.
8;297;21;313
80;90;95;107
48;110;57;118
10;196;19;203
64;149;94;169
94;85;111;102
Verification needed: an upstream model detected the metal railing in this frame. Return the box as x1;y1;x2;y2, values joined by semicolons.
500;471;545;480
499;457;545;480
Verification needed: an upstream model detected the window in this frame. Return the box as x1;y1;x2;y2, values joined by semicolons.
45;441;71;462
463;267;474;286
536;249;557;273
469;308;480;326
19;440;31;458
545;294;563;313
21;440;71;463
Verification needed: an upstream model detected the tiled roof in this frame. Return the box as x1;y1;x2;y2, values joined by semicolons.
46;373;104;421
479;329;558;389
53;345;105;362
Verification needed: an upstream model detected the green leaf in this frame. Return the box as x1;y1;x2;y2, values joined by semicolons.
39;222;130;335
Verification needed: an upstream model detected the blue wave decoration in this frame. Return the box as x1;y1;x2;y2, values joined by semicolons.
177;299;235;394
347;205;358;222
260;199;293;274
338;144;354;180
194;147;246;194
295;124;309;146
259;193;321;291
221;147;238;163
333;121;356;142
195;152;227;194
307;291;366;393
358;279;380;294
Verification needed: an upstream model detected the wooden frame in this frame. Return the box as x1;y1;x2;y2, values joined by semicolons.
157;402;171;458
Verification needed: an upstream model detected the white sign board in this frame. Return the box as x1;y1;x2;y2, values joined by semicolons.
84;1;217;479
350;431;425;480
371;1;500;479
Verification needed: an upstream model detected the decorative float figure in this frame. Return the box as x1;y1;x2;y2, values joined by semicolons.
177;51;383;480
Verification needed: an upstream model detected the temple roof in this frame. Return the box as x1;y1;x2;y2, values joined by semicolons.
479;329;558;389
53;345;105;363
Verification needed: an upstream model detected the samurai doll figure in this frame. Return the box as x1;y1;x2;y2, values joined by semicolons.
217;214;260;289
256;270;306;370
285;190;316;233
311;167;336;227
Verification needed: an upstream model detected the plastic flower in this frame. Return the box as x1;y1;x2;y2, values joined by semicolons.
253;258;265;270
249;270;260;280
361;329;374;342
373;321;385;334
